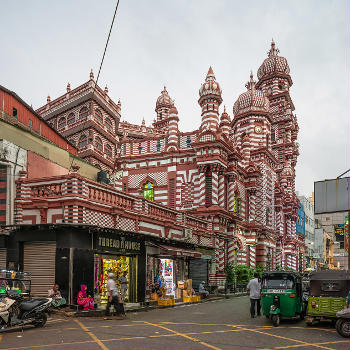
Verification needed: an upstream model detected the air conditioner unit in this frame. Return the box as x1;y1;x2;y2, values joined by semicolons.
183;228;193;240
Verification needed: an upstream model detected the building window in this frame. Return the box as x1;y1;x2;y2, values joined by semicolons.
58;117;66;129
105;117;113;132
95;136;103;151
271;130;275;141
12;108;18;119
67;113;75;125
147;141;150;152
28;119;32;128
105;144;112;157
143;182;154;201
186;136;191;144
79;107;89;119
138;143;142;154
95;109;103;124
156;141;161;151
78;134;88;148
233;196;241;214
205;170;212;207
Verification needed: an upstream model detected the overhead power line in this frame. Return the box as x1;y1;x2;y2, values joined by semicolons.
69;0;121;173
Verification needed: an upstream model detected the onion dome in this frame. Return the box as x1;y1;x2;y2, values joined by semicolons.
233;72;269;116
257;40;290;80
198;66;222;104
156;86;174;110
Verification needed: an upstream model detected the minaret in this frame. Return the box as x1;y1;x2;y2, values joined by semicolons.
166;106;179;152
198;67;222;133
154;87;174;130
219;106;231;138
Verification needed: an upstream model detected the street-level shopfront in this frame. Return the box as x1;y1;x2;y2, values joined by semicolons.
6;224;214;304
145;244;214;300
6;225;146;304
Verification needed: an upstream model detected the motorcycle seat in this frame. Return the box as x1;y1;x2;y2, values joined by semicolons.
19;299;48;311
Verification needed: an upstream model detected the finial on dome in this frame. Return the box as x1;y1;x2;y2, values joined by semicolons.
117;99;121;106
67;82;71;93
224;105;226;113
205;66;215;81
104;85;109;94
47;95;51;103
90;69;94;80
142;117;145;125
245;71;256;90
268;39;280;57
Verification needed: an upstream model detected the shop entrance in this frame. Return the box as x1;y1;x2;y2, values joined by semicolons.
94;254;138;304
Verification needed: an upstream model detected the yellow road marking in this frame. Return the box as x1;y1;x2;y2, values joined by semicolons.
230;325;336;350
140;320;224;350
0;339;95;350
0;335;2;343
74;319;109;350
256;340;350;350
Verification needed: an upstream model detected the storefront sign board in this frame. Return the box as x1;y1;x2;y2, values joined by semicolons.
94;233;142;254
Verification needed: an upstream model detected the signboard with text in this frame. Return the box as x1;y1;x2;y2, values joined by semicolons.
93;232;142;254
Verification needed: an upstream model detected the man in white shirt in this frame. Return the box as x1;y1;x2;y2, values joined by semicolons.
247;272;261;318
104;273;125;319
199;281;209;297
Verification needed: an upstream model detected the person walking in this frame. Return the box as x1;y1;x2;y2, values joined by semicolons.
247;272;261;318
104;273;125;320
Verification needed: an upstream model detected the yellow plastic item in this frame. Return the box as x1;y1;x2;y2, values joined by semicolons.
157;298;175;306
183;295;201;303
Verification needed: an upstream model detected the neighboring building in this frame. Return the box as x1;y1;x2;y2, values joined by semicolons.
314;177;349;269
0;85;100;268
297;193;315;268
296;201;306;271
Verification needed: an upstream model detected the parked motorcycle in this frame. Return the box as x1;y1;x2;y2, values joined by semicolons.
335;307;350;338
0;290;52;330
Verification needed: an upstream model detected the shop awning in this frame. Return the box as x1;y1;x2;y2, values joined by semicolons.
158;244;202;258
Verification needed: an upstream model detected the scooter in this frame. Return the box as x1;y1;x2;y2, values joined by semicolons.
335;307;350;338
0;290;52;330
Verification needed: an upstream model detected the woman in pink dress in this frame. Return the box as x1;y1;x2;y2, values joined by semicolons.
77;284;94;310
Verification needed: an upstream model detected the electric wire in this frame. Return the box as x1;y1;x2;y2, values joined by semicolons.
69;0;121;173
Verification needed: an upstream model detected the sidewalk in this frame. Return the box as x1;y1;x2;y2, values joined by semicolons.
54;292;247;317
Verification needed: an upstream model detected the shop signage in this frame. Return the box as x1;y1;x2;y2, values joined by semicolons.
334;224;344;236
94;233;142;254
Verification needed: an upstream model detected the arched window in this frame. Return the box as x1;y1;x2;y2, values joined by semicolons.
78;134;88;148
79;107;89;119
67;113;75;125
105;117;113;132
105;144;112;157
58;117;66;129
95;136;103;151
143;182;154;201
95;109;103;124
233;196;241;214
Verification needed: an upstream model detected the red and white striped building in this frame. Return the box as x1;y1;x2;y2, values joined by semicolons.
33;41;304;282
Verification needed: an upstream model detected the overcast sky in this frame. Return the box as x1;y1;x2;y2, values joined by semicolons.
2;0;349;197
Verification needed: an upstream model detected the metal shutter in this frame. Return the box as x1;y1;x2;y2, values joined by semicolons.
188;258;208;291
0;248;6;269
24;242;56;297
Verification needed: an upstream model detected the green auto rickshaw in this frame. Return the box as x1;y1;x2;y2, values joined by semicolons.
306;270;350;326
261;271;305;327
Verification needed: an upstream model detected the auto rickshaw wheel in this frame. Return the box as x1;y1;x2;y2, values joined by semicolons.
336;319;350;338
306;317;315;326
271;314;280;327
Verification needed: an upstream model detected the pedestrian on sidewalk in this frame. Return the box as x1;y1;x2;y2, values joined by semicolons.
247;272;261;318
104;273;125;320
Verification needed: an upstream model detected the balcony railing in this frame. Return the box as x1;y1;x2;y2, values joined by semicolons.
17;174;211;234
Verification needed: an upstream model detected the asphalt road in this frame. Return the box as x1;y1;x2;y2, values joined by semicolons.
0;296;348;350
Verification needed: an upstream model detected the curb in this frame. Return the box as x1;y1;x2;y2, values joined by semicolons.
70;293;247;317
